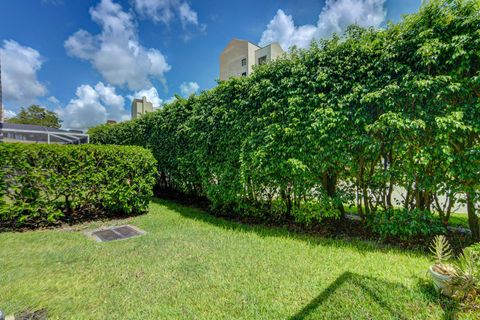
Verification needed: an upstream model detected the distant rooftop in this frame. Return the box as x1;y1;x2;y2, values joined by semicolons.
2;122;89;144
4;122;71;133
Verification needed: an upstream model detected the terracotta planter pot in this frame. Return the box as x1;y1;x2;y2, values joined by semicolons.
429;265;454;297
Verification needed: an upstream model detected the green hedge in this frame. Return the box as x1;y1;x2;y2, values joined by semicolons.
89;0;480;240
0;143;157;228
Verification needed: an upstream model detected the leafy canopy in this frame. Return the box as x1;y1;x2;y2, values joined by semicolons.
7;105;62;129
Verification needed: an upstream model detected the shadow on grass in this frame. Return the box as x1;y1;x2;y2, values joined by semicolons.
414;276;458;320
289;272;455;320
152;198;426;257
152;198;460;319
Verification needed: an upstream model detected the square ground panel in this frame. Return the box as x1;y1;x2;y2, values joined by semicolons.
88;225;145;242
15;309;47;320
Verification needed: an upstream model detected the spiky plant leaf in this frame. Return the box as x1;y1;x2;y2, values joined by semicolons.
449;250;480;300
429;235;452;264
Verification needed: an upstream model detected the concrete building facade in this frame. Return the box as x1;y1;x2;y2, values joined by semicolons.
131;96;153;120
219;39;284;81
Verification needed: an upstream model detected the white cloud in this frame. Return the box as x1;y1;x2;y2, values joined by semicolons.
58;82;128;130
132;0;175;24
129;87;163;108
164;96;177;104
41;0;63;5
4;109;17;119
259;11;317;50
94;82;127;121
260;0;386;50
0;40;47;104
48;96;60;105
179;81;199;96
65;0;171;90
64;30;97;60
127;82;199;111
178;2;198;28
132;0;200;28
162;81;199;105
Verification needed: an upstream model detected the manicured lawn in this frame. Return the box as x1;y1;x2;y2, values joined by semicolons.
447;212;470;229
0;199;461;319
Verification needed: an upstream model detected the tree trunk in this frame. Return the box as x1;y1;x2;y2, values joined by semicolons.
356;187;364;218
386;181;394;209
404;185;411;210
386;150;394;208
445;194;454;224
322;171;345;219
363;186;370;215
161;171;167;189
425;190;431;212
357;160;365;218
414;176;420;210
433;193;446;224
281;188;292;215
466;192;480;242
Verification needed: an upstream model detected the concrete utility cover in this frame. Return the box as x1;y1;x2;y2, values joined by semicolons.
14;309;47;320
86;225;145;242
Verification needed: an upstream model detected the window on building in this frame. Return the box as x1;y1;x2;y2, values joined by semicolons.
241;58;247;66
241;72;247;77
258;56;267;65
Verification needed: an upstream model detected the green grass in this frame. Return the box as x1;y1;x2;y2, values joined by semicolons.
445;212;469;229
0;199;465;319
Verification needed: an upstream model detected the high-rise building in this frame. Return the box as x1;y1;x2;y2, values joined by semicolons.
131;96;154;120
219;39;284;81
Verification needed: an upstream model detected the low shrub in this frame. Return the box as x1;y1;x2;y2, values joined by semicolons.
291;196;344;225
0;143;157;228
367;208;445;240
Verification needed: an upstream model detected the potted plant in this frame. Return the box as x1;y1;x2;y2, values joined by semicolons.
428;235;457;297
448;246;480;301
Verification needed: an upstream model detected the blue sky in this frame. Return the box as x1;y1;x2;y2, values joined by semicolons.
0;0;421;130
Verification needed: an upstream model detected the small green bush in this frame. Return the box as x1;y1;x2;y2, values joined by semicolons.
291;196;344;224
0;143;157;228
367;208;445;240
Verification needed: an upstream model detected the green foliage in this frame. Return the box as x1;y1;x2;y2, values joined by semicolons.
89;0;480;240
429;235;453;264
426;238;479;306
0;143;157;228
367;209;445;240
6;105;62;129
466;243;480;255
450;245;480;300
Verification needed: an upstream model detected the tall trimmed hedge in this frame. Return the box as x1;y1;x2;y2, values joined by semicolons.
0;144;157;228
89;0;480;240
